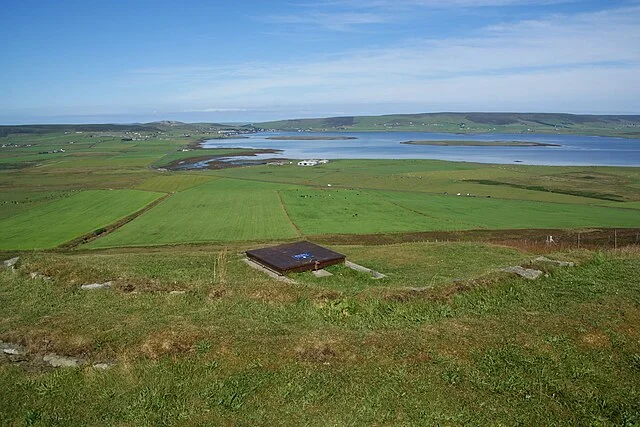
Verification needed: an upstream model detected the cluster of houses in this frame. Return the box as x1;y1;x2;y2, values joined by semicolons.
1;143;33;149
38;148;65;154
297;159;329;167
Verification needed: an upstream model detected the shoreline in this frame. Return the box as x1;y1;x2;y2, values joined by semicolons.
165;148;283;170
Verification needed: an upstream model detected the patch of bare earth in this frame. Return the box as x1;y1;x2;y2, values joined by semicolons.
581;331;611;349
139;329;200;360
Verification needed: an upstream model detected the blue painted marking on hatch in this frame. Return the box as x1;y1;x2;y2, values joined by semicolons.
292;253;313;260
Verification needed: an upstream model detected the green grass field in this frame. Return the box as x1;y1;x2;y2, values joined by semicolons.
1;246;639;424
0;190;72;220
89;180;300;248
0;190;162;249
279;188;640;235
1;125;640;425
135;174;218;193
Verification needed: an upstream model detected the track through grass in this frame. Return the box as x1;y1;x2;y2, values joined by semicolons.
0;190;162;249
88;179;300;248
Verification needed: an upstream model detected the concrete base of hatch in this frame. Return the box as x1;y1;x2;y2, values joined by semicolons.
345;261;386;279
242;258;296;284
312;269;333;277
243;258;386;281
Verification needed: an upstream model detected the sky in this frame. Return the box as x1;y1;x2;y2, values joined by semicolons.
1;0;640;124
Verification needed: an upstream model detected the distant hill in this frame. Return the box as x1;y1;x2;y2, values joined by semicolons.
0;122;242;138
0;123;161;138
3;113;640;138
253;112;640;138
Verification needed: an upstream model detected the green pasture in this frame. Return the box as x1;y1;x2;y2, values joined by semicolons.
88;179;300;248
0;189;162;249
2;128;640;250
0;190;72;220
88;181;640;248
213;160;640;204
0;168;154;191
136;174;218;193
380;190;640;230
280;188;640;235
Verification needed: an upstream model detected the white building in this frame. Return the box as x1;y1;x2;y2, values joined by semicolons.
297;159;329;166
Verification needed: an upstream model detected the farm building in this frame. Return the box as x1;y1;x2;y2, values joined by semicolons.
297;159;329;166
246;241;345;274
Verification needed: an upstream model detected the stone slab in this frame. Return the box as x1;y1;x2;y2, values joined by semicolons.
242;258;296;284
43;354;82;368
501;266;543;280
3;257;19;268
345;261;387;279
312;269;333;277
534;256;575;267
81;281;112;290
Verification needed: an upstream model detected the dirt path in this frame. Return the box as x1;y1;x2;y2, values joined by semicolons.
276;190;302;237
58;192;172;249
310;227;640;250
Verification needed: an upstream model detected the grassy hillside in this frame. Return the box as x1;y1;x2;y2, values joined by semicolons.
1;245;639;424
254;112;640;137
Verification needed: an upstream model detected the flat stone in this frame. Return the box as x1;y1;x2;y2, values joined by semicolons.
1;342;26;357
43;354;82;368
534;256;575;267
3;257;19;268
30;272;52;281
501;266;543;280
312;269;333;277
93;362;115;370
169;290;186;295
345;261;387;279
242;258;296;284
405;286;432;292
81;281;112;290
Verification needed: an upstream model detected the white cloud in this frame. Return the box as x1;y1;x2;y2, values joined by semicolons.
296;0;579;12
127;5;640;113
197;107;249;112
264;11;390;31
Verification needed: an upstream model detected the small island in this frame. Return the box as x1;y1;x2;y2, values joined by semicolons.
266;135;358;141
400;140;560;147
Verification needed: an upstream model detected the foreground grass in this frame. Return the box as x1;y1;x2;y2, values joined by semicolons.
1;244;639;425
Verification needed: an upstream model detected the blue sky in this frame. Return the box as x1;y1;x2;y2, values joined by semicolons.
2;0;639;123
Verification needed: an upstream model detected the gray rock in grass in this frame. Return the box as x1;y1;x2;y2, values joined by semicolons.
3;257;19;269
43;354;82;368
534;256;575;267
81;281;112;290
501;266;543;280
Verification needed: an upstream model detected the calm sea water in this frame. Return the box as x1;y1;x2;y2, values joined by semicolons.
201;132;640;166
